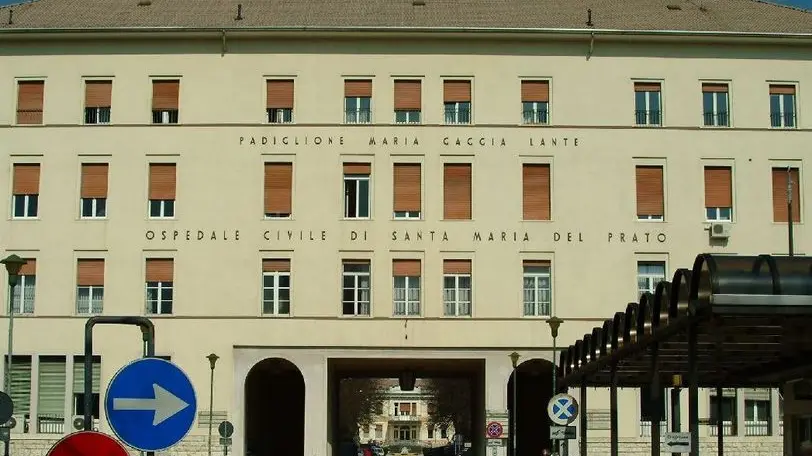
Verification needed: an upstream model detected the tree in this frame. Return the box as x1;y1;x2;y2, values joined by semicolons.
338;378;388;440
423;378;471;437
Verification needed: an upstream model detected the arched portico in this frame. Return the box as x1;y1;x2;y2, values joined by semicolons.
507;358;555;456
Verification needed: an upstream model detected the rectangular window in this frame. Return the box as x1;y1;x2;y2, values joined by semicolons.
11;259;36;315
523;260;551;317
443;164;472;220
37;356;66;434
522;164;551;221
702;83;729;127
72;355;101;421
16;80;44;125
262;259;291;315
344;163;371;219
145;259;174;315
148;163;176;218
634;82;662;126
393;259;421;316
521;80;549;125
84;80;112;124
264;163;293;218
375;424;383;439
344;80;372;124
267;80;294;123
443;260;472;317
704;166;732;221
637;261;666;298
443;80;471;124
342;260;371;316
393;163;421;219
636;165;664;221
744;389;771;436
76;259;104;315
151;80;179;124
710;390;737;436
5;355;32;429
394;80;421;124
12;163;40;219
772;167;801;223
80;164;108;218
769;84;796;128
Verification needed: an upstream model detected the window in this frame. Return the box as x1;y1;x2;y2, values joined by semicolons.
16;80;44;125
704;166;732;221
443;80;471;124
375;424;383;439
443;260;472;317
394;80;421;123
342;260;371;316
10;259;35;315
151;80;179;124
393;259;421;316
84;80;112;124
76;259;104;315
710;390;738;436
395;425;417;441
72;356;101;423
37;356;66;434
148;163;176;218
521;80;549;125
344;163;371;219
769;84;796;128
702;83;729;127
262;259;291;315
428;426;434;439
635;165;664;221
744;389;772;436
443;164;472;220
393;163;421;219
11;163;40;219
264;163;293;218
523;260;551;317
344;80;372;124
522;164;551;220
145;259;174;315
637;261;666;298
80;164;108;218
5;355;31;432
634;82;662;126
772;167;801;223
267;80;294;123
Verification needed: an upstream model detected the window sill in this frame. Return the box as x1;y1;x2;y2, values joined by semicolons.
10;217;39;221
12;124;46;127
342;217;372;221
147;217;176;221
700;125;731;129
393;217;423;221
441;218;474;222
772;221;803;225
78;217;108;221
264;216;293;221
519;122;552;127
83;123;112;126
636;218;665;223
521;219;554;223
260;313;292;318
145;314;176;318
339;314;373;319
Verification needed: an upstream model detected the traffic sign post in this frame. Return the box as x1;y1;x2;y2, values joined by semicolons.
46;431;129;456
663;432;691;453
0;392;13;425
219;421;234;456
547;393;579;426
105;357;197;452
485;421;503;439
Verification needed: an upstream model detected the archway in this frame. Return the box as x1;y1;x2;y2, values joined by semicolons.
245;358;305;456
507;359;555;456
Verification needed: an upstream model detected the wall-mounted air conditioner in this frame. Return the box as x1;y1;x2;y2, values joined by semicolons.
709;222;731;239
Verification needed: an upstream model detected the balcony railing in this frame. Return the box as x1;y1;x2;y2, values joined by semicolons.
707;421;735;436
703;111;729;126
770;112;796;128
522;109;549;125
639;420;667;437
389;414;420;422
744;420;770;436
37;414;64;434
444;108;471;124
345;109;371;124
635;110;662;126
84;107;111;124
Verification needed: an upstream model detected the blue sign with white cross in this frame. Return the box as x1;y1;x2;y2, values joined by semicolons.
105;358;197;452
547;393;579;426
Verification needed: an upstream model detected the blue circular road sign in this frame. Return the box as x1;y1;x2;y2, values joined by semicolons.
105;358;197;452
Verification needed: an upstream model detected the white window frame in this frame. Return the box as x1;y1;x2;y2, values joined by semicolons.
10;274;35;314
262;271;291;315
145;281;173;315
523;266;551;317
344;174;371;219
635;89;662;126
522;101;549;125
770;92;797;128
706;206;732;222
393;275;420;316
394;109;420;124
80;197;107;219
345;96;371;124
443;273;472;317
702;90;730;127
637;261;666;298
12;194;38;219
84;106;111;125
149;199;175;219
76;285;104;315
342;264;371;316
444;101;471;124
394;210;420;220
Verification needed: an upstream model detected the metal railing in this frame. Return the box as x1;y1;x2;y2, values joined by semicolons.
444;108;471;124
770;112;796;128
635;109;661;126
345;109;371;124
639;420;667;437
37;414;64;434
84;107;111;124
703;111;729;126
152;109;179;124
522;109;549;125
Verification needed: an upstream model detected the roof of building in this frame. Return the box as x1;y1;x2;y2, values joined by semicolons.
0;0;811;35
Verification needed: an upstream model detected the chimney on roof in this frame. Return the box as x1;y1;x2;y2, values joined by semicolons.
413;0;426;6
586;9;593;27
236;3;244;20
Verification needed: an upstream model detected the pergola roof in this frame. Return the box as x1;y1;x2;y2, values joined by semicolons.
558;253;812;389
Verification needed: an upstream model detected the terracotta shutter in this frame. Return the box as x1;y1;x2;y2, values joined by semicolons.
85;81;112;108
264;163;293;215
522;164;551;220
635;166;664;217
770;84;796;95
521;81;549;102
16;80;44;124
77;259;105;286
266;80;294;109
149;164;176;200
393;163;421;213
152;80;180;110
443;260;471;275
394;80;421;110
393;259;421;277
443;164;472;220
81;164;109;199
523;260;550;268
772;167;801;223
343;163;371;175
262;259;291;272
145;259;174;282
704;167;732;208
634;82;661;92
13;164;40;195
444;81;471;102
19;259;36;276
344;80;372;98
400;403;411;413
702;83;728;93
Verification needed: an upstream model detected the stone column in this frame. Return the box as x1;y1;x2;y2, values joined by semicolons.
483;353;516;456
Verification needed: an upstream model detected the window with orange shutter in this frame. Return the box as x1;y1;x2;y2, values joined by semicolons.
262;259;291;315
393;259;421;316
16;80;44;125
522;260;551;316
443;164;472;220
344;80;372;124
12;259;36;314
704;166;732;221
12;163;40;219
634;82;662;126
394;80;421;124
521;80;550;125
76;259;105;315
344;163;371;219
522;164;551;221
772;167;801;223
151;80;180;124
264;163;293;218
443;260;472;317
148;163;176;218
84;80;112;124
635;166;664;220
80;164;109;219
393;163;421;219
443;80;471;124
769;84;797;128
146;259;174;315
267;80;294;124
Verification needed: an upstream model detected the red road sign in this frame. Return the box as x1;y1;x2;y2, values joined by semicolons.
47;431;129;456
486;421;503;438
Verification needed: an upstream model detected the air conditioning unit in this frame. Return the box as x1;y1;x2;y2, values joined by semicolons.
72;415;99;431
709;222;731;239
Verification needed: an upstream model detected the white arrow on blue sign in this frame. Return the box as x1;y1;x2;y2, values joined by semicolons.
547;393;578;426
105;358;197;452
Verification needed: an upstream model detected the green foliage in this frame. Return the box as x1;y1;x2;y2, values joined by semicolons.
422;378;471;436
339;378;388;439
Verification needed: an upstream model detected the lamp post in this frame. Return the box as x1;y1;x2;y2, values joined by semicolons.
1;254;25;456
546;317;564;456
509;352;520;456
206;353;219;456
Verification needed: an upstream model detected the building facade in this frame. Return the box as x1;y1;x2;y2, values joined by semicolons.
0;0;811;455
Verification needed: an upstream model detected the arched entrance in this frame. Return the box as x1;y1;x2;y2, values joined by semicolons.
507;359;555;456
245;358;305;456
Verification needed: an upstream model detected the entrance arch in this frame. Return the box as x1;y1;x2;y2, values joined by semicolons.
245;358;305;456
507;359;555;456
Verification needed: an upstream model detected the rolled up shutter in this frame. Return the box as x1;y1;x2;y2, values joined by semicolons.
72;356;101;393
37;356;66;417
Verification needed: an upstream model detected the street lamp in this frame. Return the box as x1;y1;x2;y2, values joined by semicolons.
206;353;219;456
509;351;520;456
1;254;25;456
546;316;564;456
